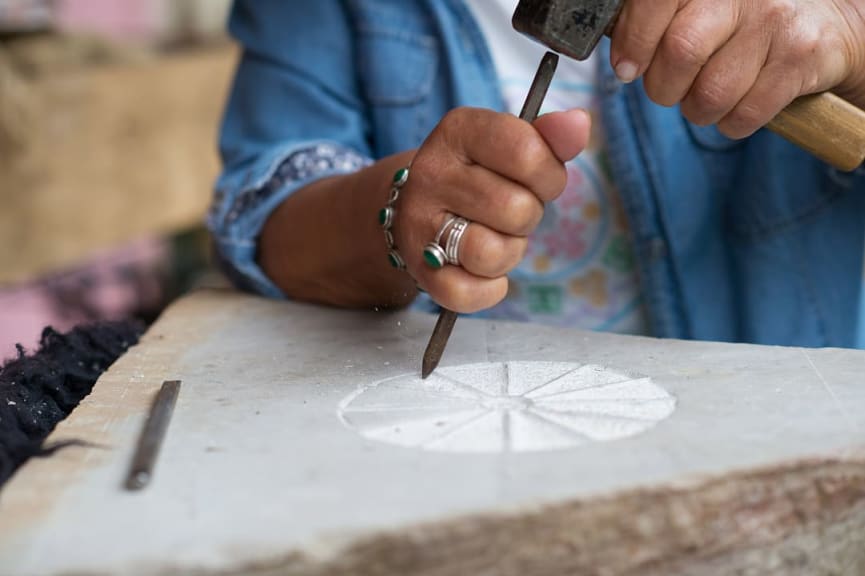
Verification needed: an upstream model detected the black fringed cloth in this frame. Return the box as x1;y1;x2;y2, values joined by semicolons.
0;322;144;487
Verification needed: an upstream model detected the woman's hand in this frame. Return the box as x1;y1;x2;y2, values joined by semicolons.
610;0;865;138
393;107;591;314
260;108;589;312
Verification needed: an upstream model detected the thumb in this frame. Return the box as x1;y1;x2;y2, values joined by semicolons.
532;108;592;163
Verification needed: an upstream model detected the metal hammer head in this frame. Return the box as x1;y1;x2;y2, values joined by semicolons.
513;0;623;61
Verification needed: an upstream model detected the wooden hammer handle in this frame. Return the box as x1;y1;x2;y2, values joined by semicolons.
768;92;865;172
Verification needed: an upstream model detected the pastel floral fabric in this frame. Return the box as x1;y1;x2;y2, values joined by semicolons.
466;0;646;333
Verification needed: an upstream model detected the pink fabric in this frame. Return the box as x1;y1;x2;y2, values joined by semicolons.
0;289;53;360
0;238;169;361
54;0;164;41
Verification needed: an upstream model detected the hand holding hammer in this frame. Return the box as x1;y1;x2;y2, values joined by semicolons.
514;0;865;171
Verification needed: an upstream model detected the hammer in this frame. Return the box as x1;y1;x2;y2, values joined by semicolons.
513;0;865;171
421;0;865;378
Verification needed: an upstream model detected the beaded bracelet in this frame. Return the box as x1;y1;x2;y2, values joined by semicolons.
378;166;410;270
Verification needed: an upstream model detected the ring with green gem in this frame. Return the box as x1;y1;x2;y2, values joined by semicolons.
423;242;447;269
423;214;461;270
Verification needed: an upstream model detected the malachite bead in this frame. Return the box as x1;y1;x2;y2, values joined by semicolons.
378;207;394;229
423;243;446;269
380;166;410;272
393;167;410;187
388;250;405;270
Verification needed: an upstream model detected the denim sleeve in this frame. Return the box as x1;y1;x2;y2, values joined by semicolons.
209;0;373;298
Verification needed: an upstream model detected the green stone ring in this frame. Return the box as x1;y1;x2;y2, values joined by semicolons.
423;243;447;269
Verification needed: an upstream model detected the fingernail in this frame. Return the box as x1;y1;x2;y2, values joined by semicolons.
615;60;639;84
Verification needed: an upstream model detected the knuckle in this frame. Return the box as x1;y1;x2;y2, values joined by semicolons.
773;44;819;94
786;26;821;63
799;70;820;94
511;136;565;200
616;19;659;57
800;28;822;56
442;106;470;128
436;109;460;136
627;29;659;54
511;135;549;176
724;103;764;136
764;0;795;25
499;191;542;236
661;27;709;69
689;76;731;115
466;233;526;278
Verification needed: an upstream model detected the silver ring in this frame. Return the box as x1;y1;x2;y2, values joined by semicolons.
424;214;458;270
424;214;470;269
444;217;469;266
434;215;458;245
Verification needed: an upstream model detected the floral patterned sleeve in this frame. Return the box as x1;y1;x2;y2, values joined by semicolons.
209;143;371;298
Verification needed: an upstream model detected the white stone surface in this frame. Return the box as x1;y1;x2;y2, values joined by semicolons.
339;362;676;453
0;290;863;576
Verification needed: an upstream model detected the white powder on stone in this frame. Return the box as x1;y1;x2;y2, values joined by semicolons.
338;362;677;454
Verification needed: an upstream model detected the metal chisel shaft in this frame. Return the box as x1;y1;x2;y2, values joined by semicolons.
124;379;181;491
421;51;560;379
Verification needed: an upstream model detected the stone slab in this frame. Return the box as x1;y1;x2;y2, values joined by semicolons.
0;289;863;575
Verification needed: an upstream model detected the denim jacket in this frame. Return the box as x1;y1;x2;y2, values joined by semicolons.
211;0;865;348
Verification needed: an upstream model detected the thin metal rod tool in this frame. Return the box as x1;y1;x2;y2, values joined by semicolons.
421;51;560;379
124;379;181;491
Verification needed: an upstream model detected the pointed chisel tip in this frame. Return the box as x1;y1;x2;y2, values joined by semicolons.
421;353;438;380
420;309;459;379
420;358;435;380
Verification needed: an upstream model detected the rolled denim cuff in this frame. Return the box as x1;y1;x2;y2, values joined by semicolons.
208;141;373;298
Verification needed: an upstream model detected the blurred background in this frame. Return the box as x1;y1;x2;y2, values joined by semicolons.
0;0;234;359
